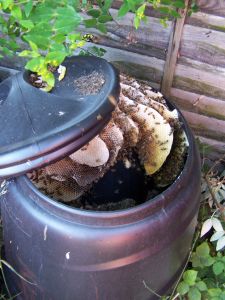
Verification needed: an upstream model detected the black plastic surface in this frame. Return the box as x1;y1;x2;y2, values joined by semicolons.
0;56;120;178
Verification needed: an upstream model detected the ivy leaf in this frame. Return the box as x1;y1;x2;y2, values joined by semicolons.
188;287;201;300
213;261;224;276
177;281;189;295
183;270;198;286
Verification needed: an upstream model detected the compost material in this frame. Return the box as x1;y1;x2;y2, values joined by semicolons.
28;74;188;210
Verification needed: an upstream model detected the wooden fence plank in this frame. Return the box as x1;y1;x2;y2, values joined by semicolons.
173;58;225;100
161;0;190;96
196;135;225;159
180;24;225;67
186;12;225;31
170;88;225;120
90;10;171;60
101;45;165;84
181;110;225;141
196;0;225;17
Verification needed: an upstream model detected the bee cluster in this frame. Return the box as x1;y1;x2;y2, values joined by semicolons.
28;74;188;208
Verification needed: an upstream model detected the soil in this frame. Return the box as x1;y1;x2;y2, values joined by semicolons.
74;71;105;95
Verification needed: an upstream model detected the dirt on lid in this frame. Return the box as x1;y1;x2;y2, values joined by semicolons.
74;71;105;95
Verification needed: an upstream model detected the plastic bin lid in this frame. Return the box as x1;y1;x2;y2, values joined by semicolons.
0;56;120;178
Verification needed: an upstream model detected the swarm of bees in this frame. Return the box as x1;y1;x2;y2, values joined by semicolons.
28;74;189;202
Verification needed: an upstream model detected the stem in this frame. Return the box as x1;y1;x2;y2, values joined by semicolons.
205;176;225;222
169;231;200;300
142;280;162;299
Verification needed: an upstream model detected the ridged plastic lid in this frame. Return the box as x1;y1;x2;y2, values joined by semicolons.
0;56;120;178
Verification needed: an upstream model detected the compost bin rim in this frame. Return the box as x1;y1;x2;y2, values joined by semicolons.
0;56;120;178
14;98;200;226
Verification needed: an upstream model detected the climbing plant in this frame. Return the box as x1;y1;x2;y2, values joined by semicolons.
0;0;197;90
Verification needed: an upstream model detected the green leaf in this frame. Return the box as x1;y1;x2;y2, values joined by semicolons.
52;34;66;43
11;6;22;20
50;43;67;53
136;3;146;18
188;287;201;300
19;50;33;57
29;3;54;23
96;23;107;33
134;15;140;29
84;18;97;28
25;57;45;72
68;33;81;42
183;270;198;286
24;0;33;18
208;288;222;297
23;23;52;49
118;2;130;17
28;41;38;52
42;71;55;87
170;9;181;18
19;20;34;30
196;242;210;257
87;9;101;18
2;0;13;10
98;15;113;23
158;6;170;15
173;1;186;9
196;281;207;292
54;6;82;34
45;51;66;66
103;0;113;11
213;261;224;276
177;281;189;295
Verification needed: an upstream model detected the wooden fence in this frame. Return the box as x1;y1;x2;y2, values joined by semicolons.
92;0;225;158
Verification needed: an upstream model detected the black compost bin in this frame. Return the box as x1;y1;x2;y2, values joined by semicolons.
0;57;201;300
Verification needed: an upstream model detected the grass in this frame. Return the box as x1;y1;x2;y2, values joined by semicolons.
0;153;224;300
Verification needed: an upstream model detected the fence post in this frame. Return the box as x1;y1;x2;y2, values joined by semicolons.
161;0;191;96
